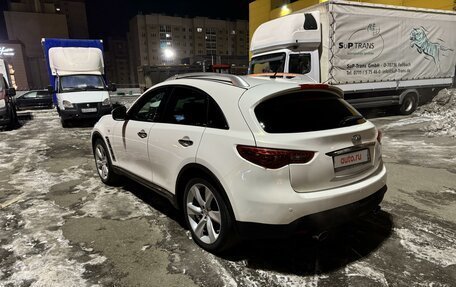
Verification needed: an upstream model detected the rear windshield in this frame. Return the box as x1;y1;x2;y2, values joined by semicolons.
254;91;366;133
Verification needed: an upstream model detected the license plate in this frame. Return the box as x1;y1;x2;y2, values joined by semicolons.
333;149;370;170
81;108;97;113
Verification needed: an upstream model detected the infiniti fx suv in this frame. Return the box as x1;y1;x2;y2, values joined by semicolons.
91;73;387;253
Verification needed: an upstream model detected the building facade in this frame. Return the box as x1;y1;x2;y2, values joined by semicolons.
3;0;89;90
104;37;131;88
0;41;29;90
128;14;249;89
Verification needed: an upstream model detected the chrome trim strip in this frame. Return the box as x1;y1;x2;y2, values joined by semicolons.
325;142;376;157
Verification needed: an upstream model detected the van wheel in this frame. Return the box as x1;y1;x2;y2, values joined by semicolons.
399;94;417;115
61;118;69;128
183;178;236;253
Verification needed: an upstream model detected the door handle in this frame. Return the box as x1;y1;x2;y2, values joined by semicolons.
137;129;147;138
178;136;193;147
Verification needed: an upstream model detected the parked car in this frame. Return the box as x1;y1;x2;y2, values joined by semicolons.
0;74;18;130
15;90;53;110
91;73;387;253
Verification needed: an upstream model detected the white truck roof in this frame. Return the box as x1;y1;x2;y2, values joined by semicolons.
250;12;321;54
48;47;104;76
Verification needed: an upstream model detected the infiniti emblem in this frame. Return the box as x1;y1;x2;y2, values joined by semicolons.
87;104;90;107
352;134;362;145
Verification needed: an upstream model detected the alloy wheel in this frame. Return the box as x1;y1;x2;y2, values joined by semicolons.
186;183;222;244
95;144;109;181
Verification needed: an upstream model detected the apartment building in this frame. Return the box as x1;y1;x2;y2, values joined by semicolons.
128;14;249;88
104;37;131;87
3;0;89;89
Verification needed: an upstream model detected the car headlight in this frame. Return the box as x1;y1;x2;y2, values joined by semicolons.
62;100;74;109
102;97;111;106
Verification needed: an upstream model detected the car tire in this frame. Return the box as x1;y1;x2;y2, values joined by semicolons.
183;178;236;253
399;94;417;115
93;139;120;185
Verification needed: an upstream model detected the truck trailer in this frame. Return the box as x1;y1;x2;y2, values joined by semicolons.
42;38;114;127
249;0;456;114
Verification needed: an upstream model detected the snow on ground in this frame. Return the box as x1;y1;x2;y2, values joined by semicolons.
394;217;456;268
416;89;456;138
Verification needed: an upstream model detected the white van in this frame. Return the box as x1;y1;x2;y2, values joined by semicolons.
42;38;115;127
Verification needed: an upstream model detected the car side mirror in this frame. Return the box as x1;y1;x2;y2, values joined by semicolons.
47;85;55;94
7;87;16;97
108;83;117;92
112;105;127;121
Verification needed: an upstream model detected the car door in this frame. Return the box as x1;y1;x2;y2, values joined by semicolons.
111;87;169;182
147;86;208;193
36;91;52;108
18;91;37;109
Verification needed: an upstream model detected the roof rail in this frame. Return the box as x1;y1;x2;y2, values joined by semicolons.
166;73;250;88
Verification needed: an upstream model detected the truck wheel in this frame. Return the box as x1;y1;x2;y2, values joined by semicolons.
399;94;417;115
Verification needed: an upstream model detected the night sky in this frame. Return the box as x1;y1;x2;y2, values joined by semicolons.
85;0;250;39
0;0;250;41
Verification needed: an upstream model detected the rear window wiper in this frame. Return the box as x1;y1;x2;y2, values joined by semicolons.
339;115;364;127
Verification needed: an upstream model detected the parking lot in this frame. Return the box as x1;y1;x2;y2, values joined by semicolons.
1;93;455;287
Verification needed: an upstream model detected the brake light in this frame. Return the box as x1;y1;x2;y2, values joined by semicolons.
376;129;382;144
236;145;314;169
300;84;329;90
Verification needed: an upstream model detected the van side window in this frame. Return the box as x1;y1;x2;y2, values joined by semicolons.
289;54;311;74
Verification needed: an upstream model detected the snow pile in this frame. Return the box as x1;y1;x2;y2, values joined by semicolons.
416;89;456;137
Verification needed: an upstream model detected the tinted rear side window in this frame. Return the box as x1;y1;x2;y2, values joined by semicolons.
254;92;366;133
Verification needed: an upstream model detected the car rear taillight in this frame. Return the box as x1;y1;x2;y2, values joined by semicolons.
377;129;382;144
236;145;315;169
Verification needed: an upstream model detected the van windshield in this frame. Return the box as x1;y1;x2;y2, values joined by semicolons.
60;75;106;92
249;53;285;74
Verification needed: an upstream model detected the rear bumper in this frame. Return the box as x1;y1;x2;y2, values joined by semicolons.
236;184;387;239
60;103;112;120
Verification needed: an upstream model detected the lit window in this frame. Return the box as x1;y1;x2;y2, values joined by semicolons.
197;28;203;33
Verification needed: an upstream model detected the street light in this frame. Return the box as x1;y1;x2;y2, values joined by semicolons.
280;5;291;16
163;48;175;60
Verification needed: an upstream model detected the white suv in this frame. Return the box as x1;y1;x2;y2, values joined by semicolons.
91;73;387;253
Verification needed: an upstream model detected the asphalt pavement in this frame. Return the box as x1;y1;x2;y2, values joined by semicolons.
0;106;455;287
